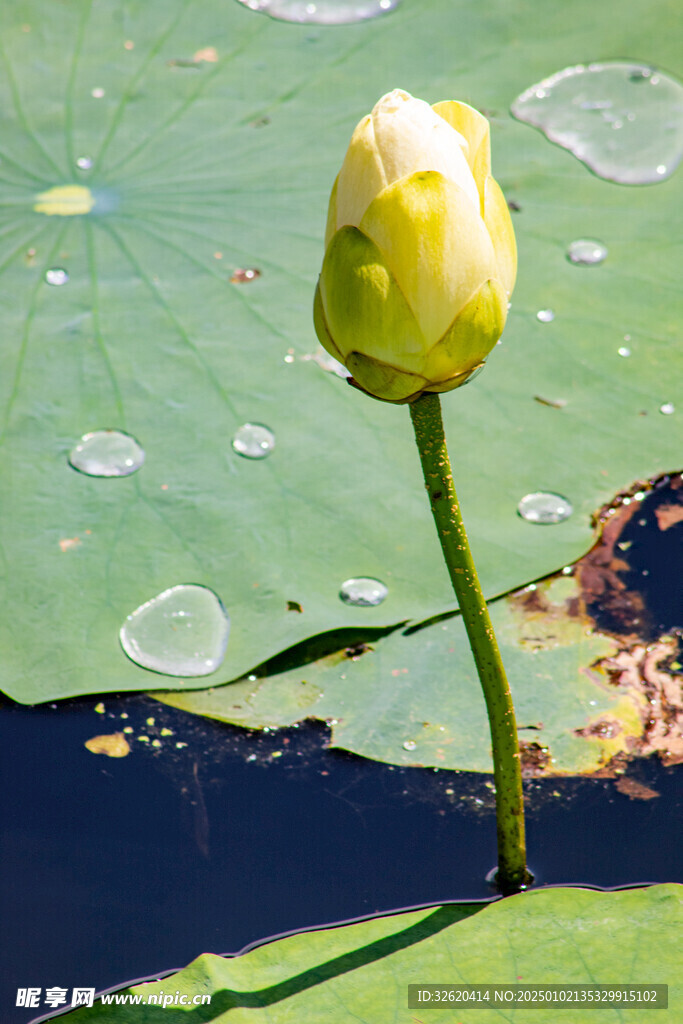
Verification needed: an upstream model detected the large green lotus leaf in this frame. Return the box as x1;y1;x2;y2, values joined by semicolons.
157;575;650;774
0;0;681;703
52;885;683;1022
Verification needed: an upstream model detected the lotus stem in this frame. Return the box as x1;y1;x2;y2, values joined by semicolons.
409;391;530;896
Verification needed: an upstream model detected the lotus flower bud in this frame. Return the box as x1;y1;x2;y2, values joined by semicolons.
314;89;517;403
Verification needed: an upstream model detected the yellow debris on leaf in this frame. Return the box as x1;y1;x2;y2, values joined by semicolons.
85;732;130;758
34;184;95;216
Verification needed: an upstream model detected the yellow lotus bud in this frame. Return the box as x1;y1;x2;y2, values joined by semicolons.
314;89;517;403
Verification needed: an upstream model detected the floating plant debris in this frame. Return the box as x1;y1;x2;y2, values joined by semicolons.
233;0;402;25
339;577;388;607
230;267;261;283
84;733;131;758
45;268;69;285
231;423;275;459
511;61;683;185
566;238;608;265
579;472;683;639
518;491;573;524
120;584;230;677
231;268;260;284
68;429;145;477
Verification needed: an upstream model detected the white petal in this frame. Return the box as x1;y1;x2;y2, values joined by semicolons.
371;90;480;211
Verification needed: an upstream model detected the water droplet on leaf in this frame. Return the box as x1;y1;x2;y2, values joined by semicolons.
518;491;573;524
566;238;608;265
232;423;275;459
120;584;230;677
536;309;555;322
403;739;417;751
511;61;683;185
234;0;401;24
45;268;69;286
339;577;388;606
76;156;93;170
618;346;631;357
68;429;145;477
659;402;675;415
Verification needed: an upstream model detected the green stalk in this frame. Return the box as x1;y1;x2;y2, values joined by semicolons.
409;392;530;895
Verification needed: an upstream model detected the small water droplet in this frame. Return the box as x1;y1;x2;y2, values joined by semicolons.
45;267;69;286
518;491;573;524
618;346;631;357
511;61;683;185
536;308;555;322
659;402;675;415
68;429;145;477
76;156;93;170
304;348;352;378
120;584;230;677
230;267;261;283
566;238;608;265
403;739;417;751
234;0;401;23
339;577;388;606
91;87;105;99
232;423;275;459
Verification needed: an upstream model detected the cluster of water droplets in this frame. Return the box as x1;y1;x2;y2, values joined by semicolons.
511;61;683;184
234;0;401;24
120;584;230;677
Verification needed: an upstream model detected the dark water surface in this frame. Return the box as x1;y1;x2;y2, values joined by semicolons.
1;694;680;1023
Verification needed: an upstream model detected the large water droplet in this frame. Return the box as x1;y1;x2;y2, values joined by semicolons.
120;584;230;677
403;739;417;751
339;577;388;606
234;0;401;24
76;156;93;170
536;308;555;322
659;402;675;415
511;61;683;184
45;268;69;286
566;238;608;265
518;491;573;524
232;423;275;459
68;429;145;477
618;346;631;357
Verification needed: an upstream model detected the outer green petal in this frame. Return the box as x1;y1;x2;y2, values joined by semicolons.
324;176;339;251
346;352;428;403
483;176;517;297
425;278;508;383
313;280;346;365
335;114;387;230
360;171;496;347
318;225;427;369
432;100;491;208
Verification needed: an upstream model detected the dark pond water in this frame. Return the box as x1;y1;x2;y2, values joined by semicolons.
1;693;680;1024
